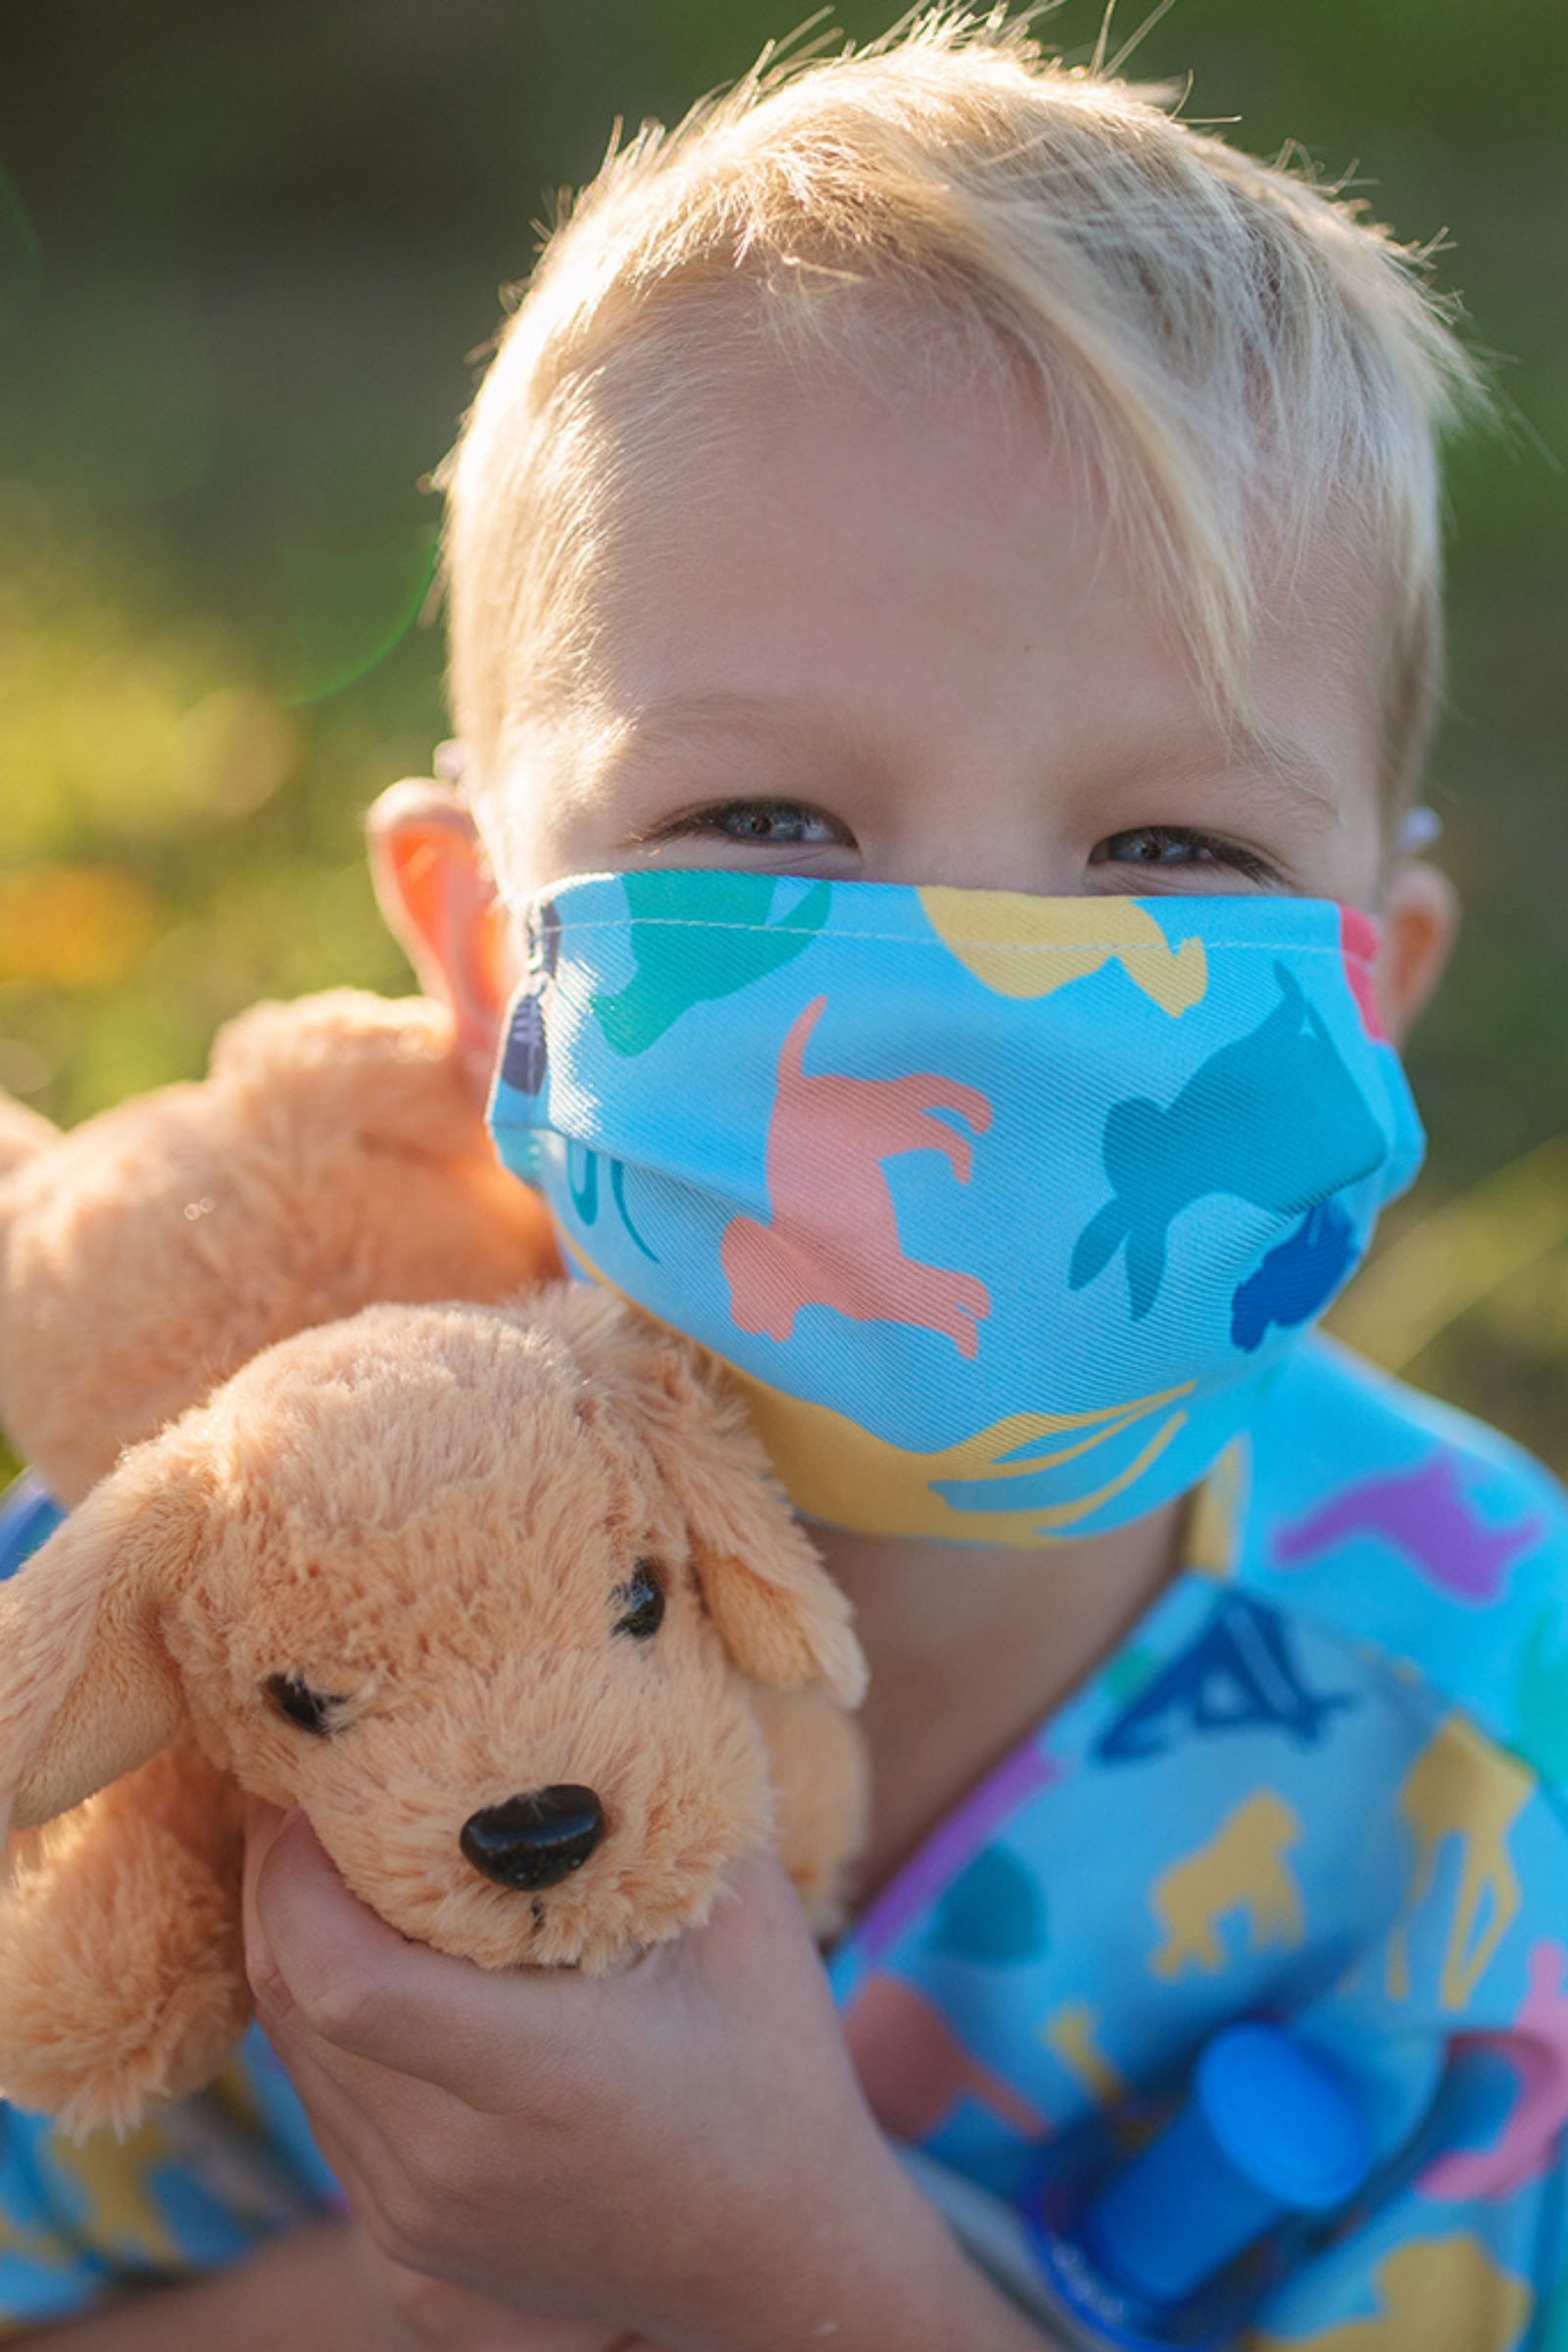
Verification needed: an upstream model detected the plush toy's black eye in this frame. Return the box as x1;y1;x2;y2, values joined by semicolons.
264;1672;349;1736
612;1558;665;1642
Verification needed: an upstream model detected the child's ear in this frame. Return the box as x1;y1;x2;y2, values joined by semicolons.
1376;858;1458;1045
366;779;517;1102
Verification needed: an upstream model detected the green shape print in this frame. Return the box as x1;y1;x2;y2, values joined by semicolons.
1515;1606;1568;1787
591;871;831;1055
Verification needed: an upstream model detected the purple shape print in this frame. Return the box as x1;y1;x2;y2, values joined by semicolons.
1273;1452;1544;1604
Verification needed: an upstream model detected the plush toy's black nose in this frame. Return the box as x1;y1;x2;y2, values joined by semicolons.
461;1787;607;1891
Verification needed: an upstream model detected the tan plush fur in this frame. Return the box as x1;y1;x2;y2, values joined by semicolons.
0;1291;867;2137
0;989;557;1506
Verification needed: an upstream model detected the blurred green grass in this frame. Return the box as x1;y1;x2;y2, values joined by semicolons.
0;0;1563;1484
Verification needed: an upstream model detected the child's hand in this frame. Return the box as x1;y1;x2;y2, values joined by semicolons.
242;1803;1042;2352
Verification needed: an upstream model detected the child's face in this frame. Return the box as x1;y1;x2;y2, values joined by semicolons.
380;340;1453;1098
491;347;1390;913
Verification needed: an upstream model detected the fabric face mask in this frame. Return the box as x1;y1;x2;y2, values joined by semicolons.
487;871;1424;1546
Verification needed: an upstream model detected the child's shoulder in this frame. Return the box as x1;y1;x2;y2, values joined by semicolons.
1228;1333;1568;1791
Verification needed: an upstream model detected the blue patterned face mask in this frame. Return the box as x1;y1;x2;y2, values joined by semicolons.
487;871;1424;1546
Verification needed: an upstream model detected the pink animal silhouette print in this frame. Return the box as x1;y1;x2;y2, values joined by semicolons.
1339;905;1387;1039
1422;1939;1568;2202
720;996;993;1355
843;1972;1046;2142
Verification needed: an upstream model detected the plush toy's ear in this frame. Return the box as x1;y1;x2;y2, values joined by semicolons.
546;1290;866;1707
0;1094;57;1187
207;986;484;1161
0;1433;210;1840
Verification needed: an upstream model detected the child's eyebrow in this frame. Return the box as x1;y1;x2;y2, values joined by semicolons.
618;690;837;745
1220;720;1343;817
593;691;883;783
620;692;1341;788
579;691;1352;841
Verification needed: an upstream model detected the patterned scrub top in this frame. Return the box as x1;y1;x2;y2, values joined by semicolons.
5;1335;1568;2345
832;1338;1568;2348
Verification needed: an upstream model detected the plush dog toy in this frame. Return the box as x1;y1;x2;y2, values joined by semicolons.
0;1287;866;2138
0;992;866;2137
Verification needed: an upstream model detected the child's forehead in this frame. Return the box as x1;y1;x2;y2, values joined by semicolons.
530;318;1384;727
593;321;1049;577
481;287;1385;692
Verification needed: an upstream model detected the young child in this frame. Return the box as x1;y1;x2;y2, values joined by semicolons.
7;15;1568;2349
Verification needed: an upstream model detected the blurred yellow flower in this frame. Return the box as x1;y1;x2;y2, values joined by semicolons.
0;864;158;988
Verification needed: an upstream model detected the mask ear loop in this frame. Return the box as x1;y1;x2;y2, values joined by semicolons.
1396;804;1443;856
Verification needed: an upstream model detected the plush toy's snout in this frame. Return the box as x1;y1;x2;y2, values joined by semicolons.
461;1787;607;1891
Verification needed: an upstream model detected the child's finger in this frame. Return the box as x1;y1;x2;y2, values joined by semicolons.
244;1802;420;2035
245;1802;661;2106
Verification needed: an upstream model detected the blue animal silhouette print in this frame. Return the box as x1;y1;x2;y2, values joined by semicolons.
1097;1594;1356;1763
501;992;549;1097
1230;1201;1356;1353
499;897;563;1099
567;1144;658;1260
1069;964;1386;1321
0;1474;63;1583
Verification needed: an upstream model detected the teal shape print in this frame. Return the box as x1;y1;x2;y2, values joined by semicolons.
1515;1607;1568;1787
1070;963;1387;1320
929;1843;1049;1966
591;872;831;1055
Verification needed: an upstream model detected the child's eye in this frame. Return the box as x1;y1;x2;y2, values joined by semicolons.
1090;825;1275;884
650;798;848;850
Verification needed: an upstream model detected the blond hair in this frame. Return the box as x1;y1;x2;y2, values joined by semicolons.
444;11;1486;844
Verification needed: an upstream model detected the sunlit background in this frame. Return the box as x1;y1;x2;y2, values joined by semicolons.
1;0;1564;1478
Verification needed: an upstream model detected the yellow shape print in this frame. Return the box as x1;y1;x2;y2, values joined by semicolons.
1185;1438;1248;1581
1040;2001;1127;2108
0;2202;78;2278
48;2122;184;2268
556;1233;1190;1543
732;1369;1193;1545
918;888;1207;1016
1247;2235;1531;2351
1150;1789;1304;1980
1388;1715;1531;2012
